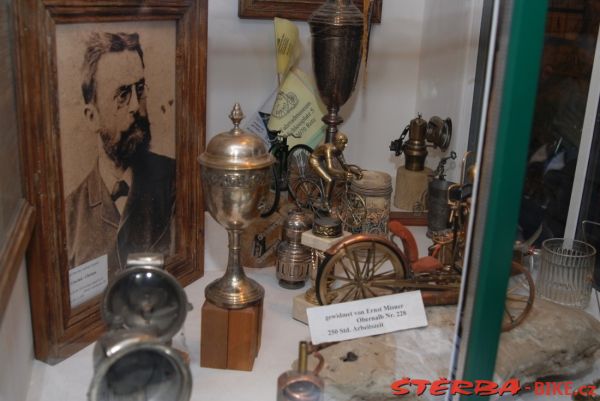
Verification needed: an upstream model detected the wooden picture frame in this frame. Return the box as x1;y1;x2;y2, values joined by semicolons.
238;0;383;23
0;1;36;325
13;0;206;364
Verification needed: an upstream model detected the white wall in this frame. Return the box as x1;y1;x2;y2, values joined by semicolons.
204;1;482;270
206;1;426;171
204;1;427;270
0;261;34;401
414;0;483;182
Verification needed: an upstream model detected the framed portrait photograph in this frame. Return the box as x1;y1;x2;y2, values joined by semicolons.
238;0;383;23
14;0;207;363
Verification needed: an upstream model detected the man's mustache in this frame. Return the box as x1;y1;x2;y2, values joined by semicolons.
100;114;151;168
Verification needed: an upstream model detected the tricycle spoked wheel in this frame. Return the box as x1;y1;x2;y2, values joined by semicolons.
316;238;408;305
502;261;535;332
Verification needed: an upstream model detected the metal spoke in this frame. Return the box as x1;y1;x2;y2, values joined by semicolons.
331;275;354;282
352;247;370;280
363;284;378;298
506;294;529;303
370;253;391;278
357;244;373;279
347;246;362;279
368;282;398;292
371;271;398;280
507;283;528;295
504;306;516;323
338;258;355;280
339;286;359;303
330;281;358;294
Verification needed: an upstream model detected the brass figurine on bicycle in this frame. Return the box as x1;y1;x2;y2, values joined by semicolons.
308;132;363;213
284;132;368;236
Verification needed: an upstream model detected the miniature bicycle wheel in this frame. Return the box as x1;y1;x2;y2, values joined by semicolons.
287;144;315;201
316;236;410;305
333;190;367;233
502;262;535;332
259;165;281;218
329;181;347;210
292;179;323;213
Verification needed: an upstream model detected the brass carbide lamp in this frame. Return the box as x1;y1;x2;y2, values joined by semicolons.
390;115;452;172
389;114;452;210
309;0;363;143
198;103;275;309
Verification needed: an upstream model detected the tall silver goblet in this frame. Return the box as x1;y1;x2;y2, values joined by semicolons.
198;104;275;309
309;0;364;143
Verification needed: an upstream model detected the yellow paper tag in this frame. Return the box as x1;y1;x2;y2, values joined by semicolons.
274;17;300;81
268;68;326;149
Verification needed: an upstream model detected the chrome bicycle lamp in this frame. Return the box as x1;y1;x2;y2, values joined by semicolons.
88;253;192;401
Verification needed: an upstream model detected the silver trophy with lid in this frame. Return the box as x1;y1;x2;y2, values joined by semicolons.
198;103;275;309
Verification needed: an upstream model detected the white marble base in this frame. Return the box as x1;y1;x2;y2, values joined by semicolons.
301;229;352;252
292;293;319;324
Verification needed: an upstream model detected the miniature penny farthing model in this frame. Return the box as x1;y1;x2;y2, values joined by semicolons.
313;154;535;332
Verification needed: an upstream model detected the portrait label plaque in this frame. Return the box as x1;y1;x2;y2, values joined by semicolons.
69;254;108;308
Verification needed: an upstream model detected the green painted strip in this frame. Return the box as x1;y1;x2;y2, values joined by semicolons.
462;0;548;395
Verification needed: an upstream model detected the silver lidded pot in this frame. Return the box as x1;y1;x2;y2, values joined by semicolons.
198;103;275;309
277;209;313;289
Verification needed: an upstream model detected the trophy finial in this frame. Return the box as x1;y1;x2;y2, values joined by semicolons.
229;103;245;130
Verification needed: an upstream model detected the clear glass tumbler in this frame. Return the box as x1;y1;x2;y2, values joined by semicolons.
536;238;596;308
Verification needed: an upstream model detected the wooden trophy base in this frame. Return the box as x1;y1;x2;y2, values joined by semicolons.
200;300;263;371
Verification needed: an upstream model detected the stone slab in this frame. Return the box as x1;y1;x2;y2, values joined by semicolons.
299;300;600;401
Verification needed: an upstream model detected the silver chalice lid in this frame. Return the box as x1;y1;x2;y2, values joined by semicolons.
198;103;274;171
